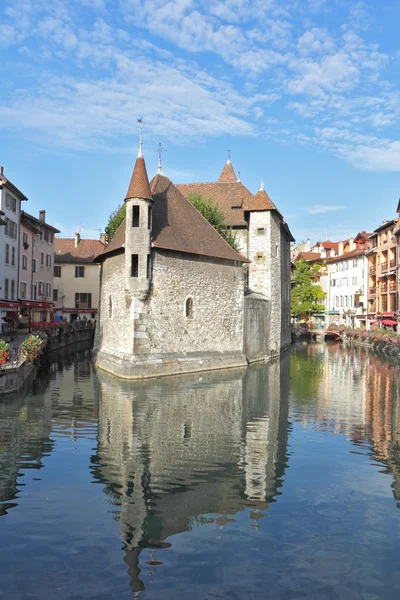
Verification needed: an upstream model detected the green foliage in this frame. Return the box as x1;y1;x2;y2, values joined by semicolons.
188;193;241;252
105;204;126;241
0;340;10;366
291;257;326;318
21;335;44;362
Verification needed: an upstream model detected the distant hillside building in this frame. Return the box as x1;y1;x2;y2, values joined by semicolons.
54;234;105;321
94;143;294;380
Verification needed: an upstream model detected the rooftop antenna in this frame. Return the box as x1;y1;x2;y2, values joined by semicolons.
260;178;264;191
227;149;231;163
137;118;143;157
155;142;166;174
237;170;241;183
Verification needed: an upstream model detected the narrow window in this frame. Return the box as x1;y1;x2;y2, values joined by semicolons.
75;266;85;278
148;206;152;229
131;254;139;277
4;279;9;299
5;244;9;265
146;254;151;279
108;296;112;318
132;206;140;227
11;247;15;266
53;289;58;302
41;252;44;265
54;266;61;277
186;297;193;318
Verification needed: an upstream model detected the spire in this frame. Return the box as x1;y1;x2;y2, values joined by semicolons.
125;157;152;201
156;142;166;174
237;171;241;183
260;179;264;191
218;155;237;183
137;118;143;157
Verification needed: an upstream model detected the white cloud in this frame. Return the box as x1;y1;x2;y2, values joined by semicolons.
307;205;346;214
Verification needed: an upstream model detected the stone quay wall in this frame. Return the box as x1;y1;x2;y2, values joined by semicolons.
0;326;95;397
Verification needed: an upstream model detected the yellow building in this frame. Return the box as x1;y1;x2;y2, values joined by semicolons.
366;219;397;321
53;233;105;321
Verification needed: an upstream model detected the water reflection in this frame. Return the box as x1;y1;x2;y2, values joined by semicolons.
93;357;290;592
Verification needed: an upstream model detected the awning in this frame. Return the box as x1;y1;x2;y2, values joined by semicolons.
355;315;366;319
0;301;20;309
62;308;97;313
382;319;397;326
20;300;55;308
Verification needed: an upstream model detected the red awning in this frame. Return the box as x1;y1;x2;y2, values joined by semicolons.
62;308;97;313
20;300;55;308
382;319;397;326
0;301;20;309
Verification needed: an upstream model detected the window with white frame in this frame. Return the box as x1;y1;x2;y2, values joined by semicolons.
11;280;15;300
46;254;51;267
22;255;27;270
4;279;9;299
20;282;27;299
5;244;9;265
11;247;15;267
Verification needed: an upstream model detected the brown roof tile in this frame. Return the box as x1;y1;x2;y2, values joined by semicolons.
326;249;365;263
176;181;253;227
246;188;281;215
97;175;250;264
55;238;105;263
218;161;237;182
297;252;322;262
125;156;152;201
150;174;249;263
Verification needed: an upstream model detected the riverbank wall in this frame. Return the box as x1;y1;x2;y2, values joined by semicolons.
0;326;95;397
345;337;400;358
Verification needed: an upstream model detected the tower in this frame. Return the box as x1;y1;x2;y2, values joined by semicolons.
124;135;154;302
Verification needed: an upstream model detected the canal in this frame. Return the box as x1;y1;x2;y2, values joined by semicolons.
1;343;400;599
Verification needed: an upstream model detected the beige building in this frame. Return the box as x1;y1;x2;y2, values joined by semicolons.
20;210;60;323
53;233;105;321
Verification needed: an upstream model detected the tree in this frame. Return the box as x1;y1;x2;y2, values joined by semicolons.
187;193;240;252
291;257;326;319
105;204;126;240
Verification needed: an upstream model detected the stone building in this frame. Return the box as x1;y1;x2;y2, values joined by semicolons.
94;144;293;380
177;158;294;354
19;210;60;323
53;234;105;321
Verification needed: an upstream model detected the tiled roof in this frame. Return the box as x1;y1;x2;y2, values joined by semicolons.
0;169;27;201
246;188;281;215
151;174;249;262
326;249;365;263
297;252;322;262
21;211;60;233
97;174;250;264
125;156;152;201
218;161;237;182
176;181;253;227
55;238;105;263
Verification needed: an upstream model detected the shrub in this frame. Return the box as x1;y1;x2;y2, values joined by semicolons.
0;340;11;366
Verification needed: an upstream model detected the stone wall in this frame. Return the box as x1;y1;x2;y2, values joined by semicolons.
95;248;247;379
244;293;271;363
280;229;292;351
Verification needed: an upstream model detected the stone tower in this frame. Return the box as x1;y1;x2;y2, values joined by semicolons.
124;147;154;302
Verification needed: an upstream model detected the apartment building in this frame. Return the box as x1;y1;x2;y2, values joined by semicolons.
53;233;106;321
366;220;398;322
0;166;27;329
19;210;60;323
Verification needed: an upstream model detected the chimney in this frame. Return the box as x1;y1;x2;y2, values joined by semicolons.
100;232;107;245
75;232;80;247
0;166;3;175
39;210;46;223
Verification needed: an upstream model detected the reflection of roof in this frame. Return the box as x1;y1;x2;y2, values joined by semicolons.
55;238;105;263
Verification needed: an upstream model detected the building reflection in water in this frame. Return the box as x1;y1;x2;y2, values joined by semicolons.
92;355;290;593
291;343;400;506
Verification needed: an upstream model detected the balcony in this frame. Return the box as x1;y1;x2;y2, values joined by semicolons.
369;288;376;296
381;261;388;273
369;264;376;274
390;259;396;269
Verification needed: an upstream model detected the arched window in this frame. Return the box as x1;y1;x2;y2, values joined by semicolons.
108;295;112;318
185;297;193;319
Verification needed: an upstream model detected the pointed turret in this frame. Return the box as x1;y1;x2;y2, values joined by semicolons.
218;152;237;183
125;156;152;201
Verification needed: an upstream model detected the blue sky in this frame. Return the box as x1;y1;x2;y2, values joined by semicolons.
1;0;400;244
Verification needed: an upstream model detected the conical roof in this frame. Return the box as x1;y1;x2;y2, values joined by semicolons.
218;161;237;183
125;156;152;201
250;188;278;212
